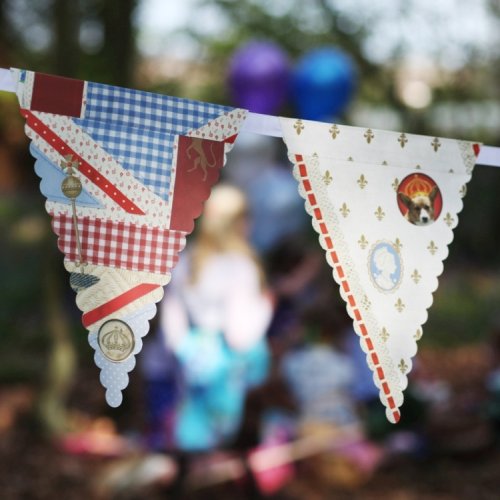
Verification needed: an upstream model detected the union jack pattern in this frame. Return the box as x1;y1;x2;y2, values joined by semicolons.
12;68;247;406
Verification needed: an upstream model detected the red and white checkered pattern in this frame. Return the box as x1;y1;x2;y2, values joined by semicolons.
53;213;186;274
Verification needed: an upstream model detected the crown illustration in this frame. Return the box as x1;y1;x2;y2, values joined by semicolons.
402;174;434;198
102;326;132;352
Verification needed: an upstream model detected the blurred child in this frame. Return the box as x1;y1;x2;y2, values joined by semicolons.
280;297;384;489
160;184;274;452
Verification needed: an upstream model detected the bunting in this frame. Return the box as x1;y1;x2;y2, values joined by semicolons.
11;68;247;406
0;68;488;422
280;118;480;422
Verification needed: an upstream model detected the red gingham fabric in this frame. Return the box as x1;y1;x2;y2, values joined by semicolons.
52;213;186;274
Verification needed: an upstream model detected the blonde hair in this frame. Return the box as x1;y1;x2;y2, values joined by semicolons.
190;185;264;285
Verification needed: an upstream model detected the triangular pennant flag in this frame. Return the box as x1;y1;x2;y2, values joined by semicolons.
12;68;247;406
280;118;480;423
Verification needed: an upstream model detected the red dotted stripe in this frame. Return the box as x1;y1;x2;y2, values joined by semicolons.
22;109;145;216
295;154;401;424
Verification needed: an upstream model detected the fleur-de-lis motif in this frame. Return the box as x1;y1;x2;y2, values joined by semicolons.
364;128;374;143
380;327;390;342
414;329;423;341
374;206;385;221
460;185;467;198
382;160;388;166
431;137;441;152
398;133;408;148
398;359;409;373
322;170;333;186
427;241;438;255
392;178;400;192
394;238;403;252
347;156;354;162
411;269;422;284
395;298;405;312
294;119;305;135
339;202;350;217
357;174;368;189
358;235;369;250
329;124;340;139
444;213;454;227
362;295;371;310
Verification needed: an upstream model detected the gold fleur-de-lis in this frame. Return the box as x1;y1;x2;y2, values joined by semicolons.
398;359;409;373
357;174;368;189
394;238;403;252
294;119;305;135
460;185;467;198
380;327;390;342
358;235;369;250
431;137;441;152
339;202;350;217
395;298;405;312
323;170;333;186
364;128;374;144
411;269;422;284
362;295;371;310
444;213;454;227
392;178;400;192
398;133;408;148
427;241;438;255
329;124;340;139
414;329;423;341
374;206;385;221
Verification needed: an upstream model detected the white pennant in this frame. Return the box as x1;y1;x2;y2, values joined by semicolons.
280;118;479;423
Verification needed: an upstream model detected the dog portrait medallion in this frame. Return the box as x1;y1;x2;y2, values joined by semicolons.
397;173;442;226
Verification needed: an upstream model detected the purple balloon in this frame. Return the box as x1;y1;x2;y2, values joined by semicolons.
228;41;290;114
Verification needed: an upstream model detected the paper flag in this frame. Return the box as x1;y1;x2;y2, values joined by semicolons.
12;69;247;406
280;118;480;423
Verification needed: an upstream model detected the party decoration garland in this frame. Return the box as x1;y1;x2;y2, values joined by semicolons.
0;67;493;422
11;68;247;406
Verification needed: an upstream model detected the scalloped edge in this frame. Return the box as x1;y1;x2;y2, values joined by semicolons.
287;150;476;424
88;302;159;406
21;109;248;407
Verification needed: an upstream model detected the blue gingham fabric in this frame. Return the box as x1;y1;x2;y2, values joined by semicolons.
75;82;234;201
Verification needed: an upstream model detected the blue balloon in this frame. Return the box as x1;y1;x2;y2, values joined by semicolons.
291;47;357;121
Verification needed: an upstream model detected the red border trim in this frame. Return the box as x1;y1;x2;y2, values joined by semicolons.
294;154;401;423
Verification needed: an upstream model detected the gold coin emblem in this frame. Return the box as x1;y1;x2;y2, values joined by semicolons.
98;319;135;362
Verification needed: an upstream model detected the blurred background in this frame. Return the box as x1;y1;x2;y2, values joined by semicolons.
0;0;500;498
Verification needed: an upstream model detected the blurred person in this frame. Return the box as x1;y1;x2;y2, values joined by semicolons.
280;298;384;489
140;318;183;451
159;184;274;453
264;238;324;355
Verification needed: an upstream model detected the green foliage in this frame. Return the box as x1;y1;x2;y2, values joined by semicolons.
423;272;500;347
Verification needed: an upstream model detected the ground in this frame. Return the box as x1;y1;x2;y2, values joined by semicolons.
0;344;499;499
